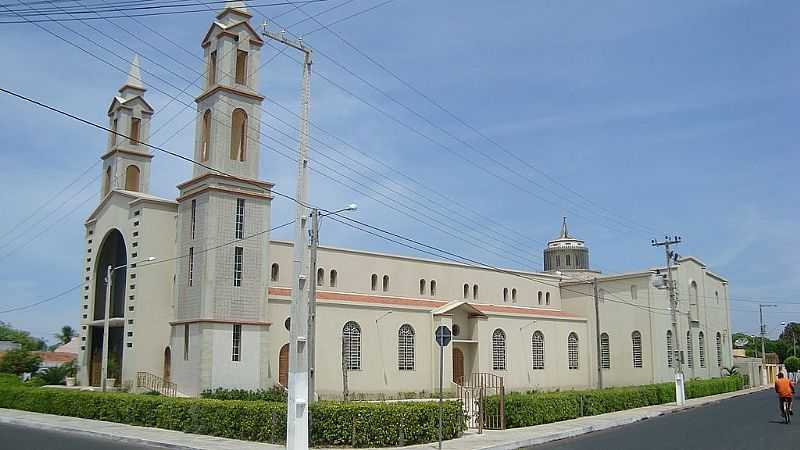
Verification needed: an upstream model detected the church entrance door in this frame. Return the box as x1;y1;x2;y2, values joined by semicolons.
453;347;464;383
278;344;289;387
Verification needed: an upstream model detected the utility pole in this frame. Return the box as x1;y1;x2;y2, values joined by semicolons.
593;278;603;389
262;22;313;450
652;236;685;405
100;265;113;392
759;304;777;385
307;208;319;404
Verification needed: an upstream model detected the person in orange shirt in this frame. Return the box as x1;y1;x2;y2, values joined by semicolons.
775;372;794;416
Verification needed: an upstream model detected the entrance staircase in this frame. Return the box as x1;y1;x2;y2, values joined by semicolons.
135;371;177;397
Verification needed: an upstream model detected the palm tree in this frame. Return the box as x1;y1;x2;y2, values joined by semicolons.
54;325;77;346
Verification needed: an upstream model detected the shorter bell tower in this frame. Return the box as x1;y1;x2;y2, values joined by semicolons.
102;55;154;196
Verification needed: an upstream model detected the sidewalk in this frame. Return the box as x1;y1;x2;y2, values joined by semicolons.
0;385;769;450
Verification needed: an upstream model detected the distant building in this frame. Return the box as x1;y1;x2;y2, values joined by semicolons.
0;341;21;352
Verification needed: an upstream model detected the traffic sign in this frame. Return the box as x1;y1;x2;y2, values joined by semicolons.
435;325;452;347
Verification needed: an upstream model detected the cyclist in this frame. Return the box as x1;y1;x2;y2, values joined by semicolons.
775;372;794;418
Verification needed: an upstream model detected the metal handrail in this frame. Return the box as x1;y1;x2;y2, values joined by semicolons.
135;371;177;397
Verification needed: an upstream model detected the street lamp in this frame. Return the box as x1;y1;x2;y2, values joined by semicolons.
101;257;155;392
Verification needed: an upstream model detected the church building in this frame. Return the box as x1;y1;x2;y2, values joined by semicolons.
76;2;733;398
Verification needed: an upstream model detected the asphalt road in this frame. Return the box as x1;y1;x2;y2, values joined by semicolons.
531;389;800;450
0;422;163;450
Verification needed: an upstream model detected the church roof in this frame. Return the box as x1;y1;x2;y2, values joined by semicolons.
122;54;145;91
201;19;264;48
86;189;176;223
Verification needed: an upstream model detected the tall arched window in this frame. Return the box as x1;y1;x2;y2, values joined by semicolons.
200;110;211;161
343;321;361;370
398;324;415;371
503;288;508;303
630;285;638;301
125;165;141;191
666;330;673;368
430;280;437;297
473;284;479;300
531;331;544;370
545;292;551;305
419;279;426;295
492;329;506;370
715;291;719;304
235;50;248;85
463;284;469;299
512;288;517;303
230;108;247;161
382;275;389;292
371;274;378;291
330;270;337;287
130;117;141;145
600;333;610;369
270;263;279;282
104;166;112;195
698;331;706;368
538;291;542;305
632;331;643;368
716;332;723;367
689;281;699;319
566;254;571;266
568;332;579;370
686;331;694;368
317;268;324;286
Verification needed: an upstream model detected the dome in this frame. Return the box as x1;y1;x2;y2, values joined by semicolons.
543;217;590;272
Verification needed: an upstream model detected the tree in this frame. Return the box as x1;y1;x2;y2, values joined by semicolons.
784;356;800;373
0;321;46;351
0;349;42;375
54;325;77;346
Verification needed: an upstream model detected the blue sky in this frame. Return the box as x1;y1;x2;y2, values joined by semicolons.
0;0;797;344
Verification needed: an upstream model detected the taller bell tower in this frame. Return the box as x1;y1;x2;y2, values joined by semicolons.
170;1;274;396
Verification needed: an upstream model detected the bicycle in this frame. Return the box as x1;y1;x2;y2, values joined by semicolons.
781;397;792;424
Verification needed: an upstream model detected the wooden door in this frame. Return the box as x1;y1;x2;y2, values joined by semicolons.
89;352;101;386
163;347;171;382
279;344;289;387
453;347;464;383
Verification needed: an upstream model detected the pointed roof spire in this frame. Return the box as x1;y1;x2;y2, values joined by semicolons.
224;1;248;12
216;0;252;22
120;54;145;92
560;216;569;239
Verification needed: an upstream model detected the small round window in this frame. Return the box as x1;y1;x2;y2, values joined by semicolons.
452;324;461;337
284;317;291;331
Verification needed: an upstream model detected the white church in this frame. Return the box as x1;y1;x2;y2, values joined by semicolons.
76;2;734;398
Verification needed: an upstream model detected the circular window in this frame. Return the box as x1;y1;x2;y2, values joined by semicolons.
452;324;461;337
284;317;291;331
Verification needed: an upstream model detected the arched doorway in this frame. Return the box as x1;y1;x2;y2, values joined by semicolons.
453;347;464;383
278;344;289;387
163;347;171;382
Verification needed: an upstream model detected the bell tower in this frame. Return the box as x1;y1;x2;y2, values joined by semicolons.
102;55;154;196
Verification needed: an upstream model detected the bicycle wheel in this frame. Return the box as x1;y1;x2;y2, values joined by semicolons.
784;401;791;424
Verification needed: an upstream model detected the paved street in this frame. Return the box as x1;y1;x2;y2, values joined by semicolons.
531;390;800;450
0;422;163;450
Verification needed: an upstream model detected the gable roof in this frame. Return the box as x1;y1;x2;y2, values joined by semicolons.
201;20;264;48
85;189;176;223
107;94;154;115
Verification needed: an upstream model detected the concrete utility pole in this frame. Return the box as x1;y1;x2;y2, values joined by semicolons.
307;208;319;405
262;22;313;450
593;278;603;389
759;304;777;385
652;236;685;405
100;265;113;392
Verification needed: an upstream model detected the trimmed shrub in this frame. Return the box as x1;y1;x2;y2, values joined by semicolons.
0;387;464;447
0;373;22;388
486;375;745;429
201;386;287;402
784;356;800;373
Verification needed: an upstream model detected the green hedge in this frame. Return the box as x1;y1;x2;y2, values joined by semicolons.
201;386;287;402
487;375;746;429
0;387;464;447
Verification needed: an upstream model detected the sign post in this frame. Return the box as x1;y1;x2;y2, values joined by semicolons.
435;325;452;450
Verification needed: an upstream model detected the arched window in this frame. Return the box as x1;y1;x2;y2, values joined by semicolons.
545;292;551;305
715;291;719;304
716;332;723;367
632;331;643;368
556;255;561;267
317;268;324;286
208;50;217;86
568;332;579;370
686;331;694;368
419;279;426;295
230;108;247;161
371;274;378;291
473;284;479;300
698;331;706;368
104;166;112;195
463;284;469;299
630;285;638;301
566;254;571;266
382;275;389;292
130;117;141;145
235;50;248;85
503;288;508;303
512;288;517;303
600;333;610;369
111;118;118;146
598;289;606;303
531;331;544;370
200;110;211;161
124;165;140;192
270;263;279;282
343;321;361;370
538;291;542;305
666;330;673;368
689;281;699;319
398;324;415;371
492;329;506;370
329;270;337;287
430;280;436;297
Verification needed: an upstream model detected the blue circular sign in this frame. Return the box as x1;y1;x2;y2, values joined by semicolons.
435;325;452;347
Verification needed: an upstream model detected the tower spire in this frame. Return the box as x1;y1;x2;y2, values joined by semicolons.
560;216;569;239
121;54;144;92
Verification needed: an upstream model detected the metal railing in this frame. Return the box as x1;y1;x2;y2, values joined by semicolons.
136;371;177;397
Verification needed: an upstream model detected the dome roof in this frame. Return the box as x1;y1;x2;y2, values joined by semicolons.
546;217;586;249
